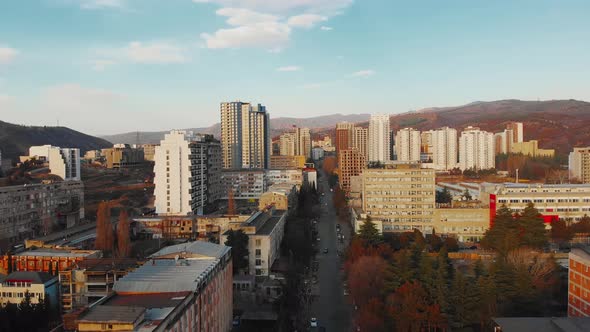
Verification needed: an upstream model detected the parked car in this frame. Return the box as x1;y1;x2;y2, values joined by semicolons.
323;248;329;254
232;316;240;326
310;317;318;327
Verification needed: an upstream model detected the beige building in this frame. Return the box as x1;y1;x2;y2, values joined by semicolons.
101;144;144;169
432;207;490;242
270;155;306;169
221;169;266;200
395;128;421;162
259;183;298;212
569;147;590;183
28;145;81;181
362;163;435;232
506;122;524;143
141;144;157;161
0;180;85;250
279;132;296;156
511;140;554;157
0;271;59;307
313;136;334;152
266;169;302;187
338;149;366;193
353;127;368;162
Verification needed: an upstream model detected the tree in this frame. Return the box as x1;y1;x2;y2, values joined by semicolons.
387;281;430;332
225;230;249;274
461;188;473;201
117;209;131;258
482;205;519;256
518;202;548;249
227;189;236;215
436;187;453;204
348;255;387;307
569;215;590;234
95;201;114;254
322;156;337;175
550;219;573;246
358;217;382;247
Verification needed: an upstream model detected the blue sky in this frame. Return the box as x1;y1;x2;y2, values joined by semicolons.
0;0;589;135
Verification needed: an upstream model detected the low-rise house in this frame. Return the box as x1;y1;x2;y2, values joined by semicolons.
0;271;59;308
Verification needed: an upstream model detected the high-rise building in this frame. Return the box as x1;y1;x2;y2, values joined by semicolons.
506;122;524;143
568;248;590;317
296;127;312;159
220;101;270;169
569;147;590;183
353;127;368;161
335;122;354;156
28;145;81;181
420;131;433;162
493;129;514;155
431;127;458;170
458;126;495;170
368;114;390;162
338;149;366;193
395;128;421;162
154;131;221;216
279;132;296;156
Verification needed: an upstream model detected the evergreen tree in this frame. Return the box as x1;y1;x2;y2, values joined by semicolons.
518;202;548;249
358;216;382;247
482;205;520;256
436;187;453;204
474;258;485;279
225;230;249;274
461;188;473;201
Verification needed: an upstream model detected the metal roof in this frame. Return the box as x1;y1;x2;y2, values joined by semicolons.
3;271;56;284
150;240;230;259
77;305;145;324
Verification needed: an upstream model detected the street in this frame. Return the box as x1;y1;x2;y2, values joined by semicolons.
309;169;352;332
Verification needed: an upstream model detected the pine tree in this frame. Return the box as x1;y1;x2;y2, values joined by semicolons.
358;216;382;247
518;202;548;249
482;205;520;256
117;209;131;258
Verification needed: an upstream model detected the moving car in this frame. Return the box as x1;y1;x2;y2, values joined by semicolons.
323;248;329;254
310;317;318;327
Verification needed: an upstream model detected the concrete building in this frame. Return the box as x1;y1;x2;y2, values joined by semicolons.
506;122;524;143
420;131;433;162
353;127;368;162
279;132;296;156
431;127;458;170
362;163;435;232
569;147;590;183
76;241;233;332
269;155;305;170
395;128;421;162
480;182;590;222
101;144;144;169
1;247;101;274
368;114;390;163
28;145;81;181
303;168;318;190
221;209;286;276
154;131;221;216
221;169;266;200
569;248;590;317
59;258;139;312
338;149;366;193
511;140;555;157
220;101;245;169
265;169;302;187
335;122;354;156
0;180;85;250
458;126;495;170
295;127;312;159
0;271;59;307
494;129;514;155
432;206;490;242
141;144;157;161
259;183;298;212
313;136;334;152
312;147;325;161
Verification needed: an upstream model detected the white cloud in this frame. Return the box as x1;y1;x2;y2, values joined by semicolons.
320;26;333;31
352;69;375;78
125;42;187;64
91;59;116;71
0;47;18;65
287;14;326;28
42;84;125;110
78;0;125;9
192;0;353;14
277;65;301;72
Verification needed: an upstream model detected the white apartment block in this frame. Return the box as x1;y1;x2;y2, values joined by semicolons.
266;169;302;187
395;128;421;162
569;147;590;184
353;127;368;161
493;129;514;155
458;126;495;170
431;127;458;170
368;114;391;162
28;145;81;181
154;131;221;216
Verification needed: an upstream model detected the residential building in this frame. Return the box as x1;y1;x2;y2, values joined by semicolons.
295;127;312;159
279;132;296;156
494;129;514;155
569;147;590;183
312;147;325;161
0;180;85;250
420;131;433;162
0;271;58;308
221;169;266;200
362;163;436;232
76;241;233;332
265;169;302;187
220;101;245;169
511;140;555;157
506;121;524;143
431;127;458;170
338;149;366;193
432;206;490;242
303;167;317;190
59;258;139;312
569;248;590;317
259;183;298;212
154;131;221;216
353;127;368;161
313;136;334;152
480;182;590;222
101;144;144;169
395;128;421;162
243;104;271;169
458;126;495;170
28;145;81;181
133;214;251;241
335;122;354;156
82;150;102;162
270;155;305;169
368;114;390;162
141;144;157;161
221;208;286;276
1;247;101;274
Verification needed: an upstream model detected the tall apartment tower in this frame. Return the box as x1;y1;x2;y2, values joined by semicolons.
336;122;354;156
279;132;296;156
220;102;270;169
154;131;221;216
353;127;368;162
338;149;366;193
368;114;391;162
29;145;81;181
395;128;421;162
506;122;524;143
431;127;458;170
458;126;495;170
569;147;590;183
295;127;312;159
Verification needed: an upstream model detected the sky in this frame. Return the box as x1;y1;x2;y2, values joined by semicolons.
0;0;589;135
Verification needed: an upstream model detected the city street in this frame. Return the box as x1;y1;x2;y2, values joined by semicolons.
309;169;353;332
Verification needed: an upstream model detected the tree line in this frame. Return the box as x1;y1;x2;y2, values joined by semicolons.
95;201;131;258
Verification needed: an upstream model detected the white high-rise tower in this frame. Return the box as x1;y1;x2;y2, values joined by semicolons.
431;127;458;170
395;128;421;162
458;126;495;170
368;114;390;162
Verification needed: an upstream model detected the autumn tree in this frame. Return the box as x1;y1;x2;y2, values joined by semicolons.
348;255;387;307
322;156;337;175
227;189;236;215
550;219;573;246
387;281;433;332
569;215;590;234
117;209;131;258
356;298;386;332
95;202;114;254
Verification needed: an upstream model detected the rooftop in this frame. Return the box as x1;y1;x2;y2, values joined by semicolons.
481;182;590;189
2;271;56;284
493;317;590;332
70;258;140;272
105;292;190;309
77;305;145;324
15;248;100;258
150;240;230;260
256;213;285;236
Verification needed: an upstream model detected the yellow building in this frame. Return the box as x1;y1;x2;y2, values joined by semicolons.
77;305;146;331
270;155;306;169
511;140;554;158
101;146;145;169
433;207;490;242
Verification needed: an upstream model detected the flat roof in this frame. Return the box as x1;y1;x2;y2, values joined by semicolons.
77;305;145;324
482;182;590;189
72;258;140;272
105;292;190;309
150;240;230;260
3;271;56;284
15;248;99;258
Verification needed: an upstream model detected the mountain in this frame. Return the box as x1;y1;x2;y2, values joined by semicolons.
0;121;112;162
101;113;371;144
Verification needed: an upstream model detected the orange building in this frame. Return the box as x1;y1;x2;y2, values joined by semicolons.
335;122;354;156
1;248;101;274
569;248;590;317
338;149;366;193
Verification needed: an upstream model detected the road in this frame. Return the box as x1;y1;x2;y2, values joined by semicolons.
310;169;352;332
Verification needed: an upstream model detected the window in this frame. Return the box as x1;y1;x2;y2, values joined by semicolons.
255;249;261;256
256;259;262;266
255;239;261;246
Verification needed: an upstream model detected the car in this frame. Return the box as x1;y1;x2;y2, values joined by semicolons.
323;248;329;254
232;316;240;326
344;289;349;296
310;317;318;327
317;237;321;242
330;188;333;192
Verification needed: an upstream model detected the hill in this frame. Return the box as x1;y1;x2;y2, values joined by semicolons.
101;113;370;144
0;121;112;162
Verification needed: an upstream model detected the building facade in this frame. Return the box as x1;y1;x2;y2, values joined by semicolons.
28;145;81;181
511;140;555;157
458;126;495;170
368;114;390;163
1;248;101;274
570;147;590;183
279;132;296;156
312;147;325;161
568;248;590;317
0;271;59;308
335;122;354;156
221;169;266;200
338;149;366;193
506;122;524;143
395;128;421;162
353;127;368;162
269;155;305;170
431;127;458;170
101;144;145;169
